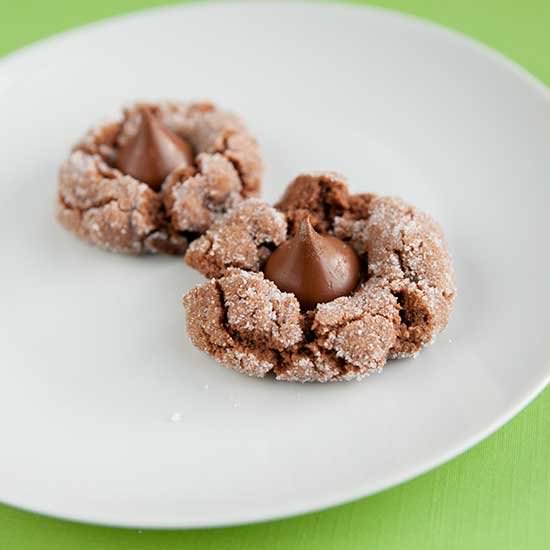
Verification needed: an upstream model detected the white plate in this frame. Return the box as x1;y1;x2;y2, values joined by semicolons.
0;1;549;529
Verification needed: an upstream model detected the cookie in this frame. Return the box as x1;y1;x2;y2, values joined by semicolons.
183;172;456;382
57;101;263;255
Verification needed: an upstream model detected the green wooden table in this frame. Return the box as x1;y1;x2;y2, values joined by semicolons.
1;1;549;548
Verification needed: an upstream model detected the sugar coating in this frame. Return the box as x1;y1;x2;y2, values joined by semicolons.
185;199;287;278
183;172;456;382
163;153;242;234
183;270;300;378
57;100;263;255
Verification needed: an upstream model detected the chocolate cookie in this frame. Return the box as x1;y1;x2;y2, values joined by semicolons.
183;172;456;382
57;101;263;255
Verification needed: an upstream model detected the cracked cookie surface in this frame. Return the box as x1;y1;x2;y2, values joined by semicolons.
183;173;455;382
57;101;263;255
185;198;287;278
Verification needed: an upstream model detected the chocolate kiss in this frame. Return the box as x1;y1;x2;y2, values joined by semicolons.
116;108;194;190
264;218;360;310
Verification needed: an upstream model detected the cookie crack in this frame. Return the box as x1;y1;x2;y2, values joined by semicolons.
61;189;164;254
267;297;296;346
392;291;412;327
60;189;140;216
218;131;248;192
211;280;279;373
315;347;351;380
214;280;231;338
319;180;344;233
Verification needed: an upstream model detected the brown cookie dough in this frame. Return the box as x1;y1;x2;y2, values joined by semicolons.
185;198;287;278
276;171;375;235
183;172;456;382
57;101;263;255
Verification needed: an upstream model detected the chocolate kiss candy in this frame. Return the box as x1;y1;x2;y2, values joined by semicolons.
116;108;194;190
264;217;360;310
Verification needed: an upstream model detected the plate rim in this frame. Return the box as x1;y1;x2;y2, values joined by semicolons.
1;0;549;529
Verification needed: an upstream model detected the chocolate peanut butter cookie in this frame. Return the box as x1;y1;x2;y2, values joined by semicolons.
57;101;263;255
183;172;456;382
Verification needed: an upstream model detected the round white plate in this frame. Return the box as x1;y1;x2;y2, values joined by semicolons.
0;1;549;529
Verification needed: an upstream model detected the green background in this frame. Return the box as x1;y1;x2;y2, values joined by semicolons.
1;1;549;548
